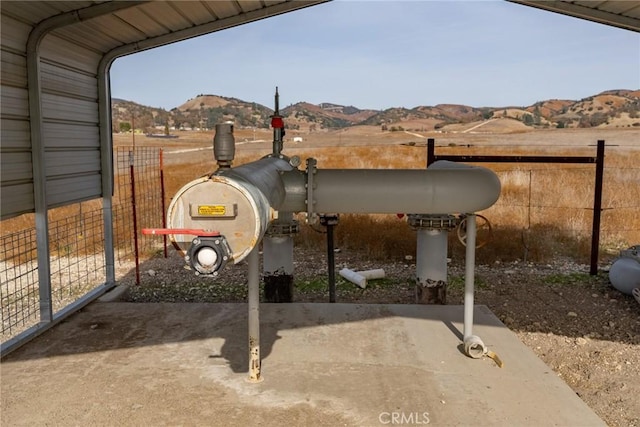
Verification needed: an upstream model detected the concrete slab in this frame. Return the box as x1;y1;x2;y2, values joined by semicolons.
1;303;604;426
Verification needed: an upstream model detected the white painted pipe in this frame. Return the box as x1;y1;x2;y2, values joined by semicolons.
416;229;448;284
463;214;477;341
463;334;486;359
247;247;262;382
339;268;386;289
339;268;366;288
359;269;385;280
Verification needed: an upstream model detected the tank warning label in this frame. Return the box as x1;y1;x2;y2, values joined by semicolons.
198;205;226;216
190;203;237;219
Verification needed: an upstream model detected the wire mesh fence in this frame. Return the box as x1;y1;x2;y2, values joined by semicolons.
1;147;166;342
114;147;166;262
0;228;39;336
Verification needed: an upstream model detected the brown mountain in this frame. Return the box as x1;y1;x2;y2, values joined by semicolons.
111;89;640;134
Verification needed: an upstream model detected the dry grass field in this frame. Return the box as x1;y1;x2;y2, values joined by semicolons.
119;126;639;265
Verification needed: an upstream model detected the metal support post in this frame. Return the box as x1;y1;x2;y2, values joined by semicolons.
320;214;340;303
247;246;263;382
463;214;477;340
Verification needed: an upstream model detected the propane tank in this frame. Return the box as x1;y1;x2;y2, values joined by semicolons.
609;245;640;295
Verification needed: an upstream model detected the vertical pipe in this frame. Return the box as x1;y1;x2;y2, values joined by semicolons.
427;138;435;167
98;66;115;286
463;214;477;340
129;154;140;285
160;149;167;258
327;223;336;303
590;140;605;275
263;234;294;302
415;229;447;304
26;15;52;324
247;246;262;382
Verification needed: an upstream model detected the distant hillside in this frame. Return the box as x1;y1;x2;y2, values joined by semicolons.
111;89;640;134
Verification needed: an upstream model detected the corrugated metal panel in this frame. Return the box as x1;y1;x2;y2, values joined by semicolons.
41;63;97;99
575;1;640;16
46;150;101;177
1;50;27;88
0;183;34;218
112;7;172;39
54;21;128;53
46;174;102;207
174;1;218;25
238;1;265;13
509;0;640;31
67;15;147;46
40;35;101;74
0;14;30;52
209;1;243;20
1;152;32;183
0;119;30;149
136;2;194;32
43;122;99;149
0;86;29;118
42;94;98;123
1;1;105;25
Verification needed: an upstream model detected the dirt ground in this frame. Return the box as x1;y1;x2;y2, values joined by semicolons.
122;246;640;427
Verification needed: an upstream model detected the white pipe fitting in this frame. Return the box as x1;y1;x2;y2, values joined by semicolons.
463;335;487;359
339;268;385;289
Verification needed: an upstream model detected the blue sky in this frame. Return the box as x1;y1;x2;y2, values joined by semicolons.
110;0;640;111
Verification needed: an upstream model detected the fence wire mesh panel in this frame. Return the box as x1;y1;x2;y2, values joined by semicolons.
0;227;39;338
48;204;107;314
1;148;166;343
114;147;165;262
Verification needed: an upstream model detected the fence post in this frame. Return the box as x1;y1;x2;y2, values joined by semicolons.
427;138;435;167
160;148;167;258
129;150;140;285
590;140;605;275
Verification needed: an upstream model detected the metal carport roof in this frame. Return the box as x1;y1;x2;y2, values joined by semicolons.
509;0;640;32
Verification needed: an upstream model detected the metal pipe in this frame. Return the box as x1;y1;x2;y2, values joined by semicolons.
415;229;448;304
463;214;477;340
462;214;487;358
312;163;500;214
247;246;262;382
220;157;294;208
263;235;294;302
327;222;336;303
213;123;235;169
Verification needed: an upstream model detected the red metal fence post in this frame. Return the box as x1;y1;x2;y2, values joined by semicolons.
129;150;140;285
160;148;168;258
